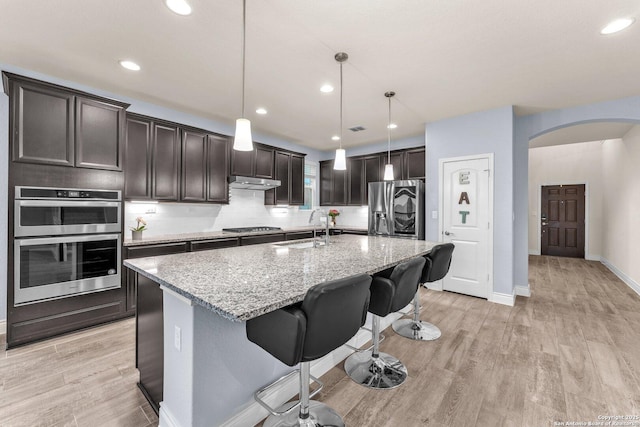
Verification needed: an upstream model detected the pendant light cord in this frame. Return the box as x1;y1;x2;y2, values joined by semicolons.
339;61;343;149
241;0;246;119
387;95;391;163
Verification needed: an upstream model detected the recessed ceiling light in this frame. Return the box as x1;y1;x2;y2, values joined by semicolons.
320;84;334;93
600;18;635;35
387;123;398;129
164;0;192;16
119;60;141;71
256;108;267;115
331;135;340;141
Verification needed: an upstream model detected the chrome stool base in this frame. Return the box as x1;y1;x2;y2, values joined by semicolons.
263;400;345;427
392;318;442;341
344;350;408;389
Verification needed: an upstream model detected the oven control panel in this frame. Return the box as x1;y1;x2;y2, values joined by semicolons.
16;186;121;201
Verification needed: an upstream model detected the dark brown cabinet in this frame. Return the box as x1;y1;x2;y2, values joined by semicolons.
347;157;364;206
181;130;230;203
230;142;275;179
75;97;125;171
405;147;426;179
265;151;305;206
181;129;208;202
255;144;275;179
320;147;424;206
125;115;180;201
4;72;128;171
206;134;230;203
319;159;347;206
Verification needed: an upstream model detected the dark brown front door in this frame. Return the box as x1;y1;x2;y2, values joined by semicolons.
541;184;585;258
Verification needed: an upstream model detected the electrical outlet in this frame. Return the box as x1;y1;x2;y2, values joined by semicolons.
431;210;438;219
174;325;181;351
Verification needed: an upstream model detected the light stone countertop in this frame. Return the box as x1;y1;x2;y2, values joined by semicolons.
124;234;436;321
123;225;367;247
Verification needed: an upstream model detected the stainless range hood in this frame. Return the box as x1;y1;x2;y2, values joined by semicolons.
228;176;281;190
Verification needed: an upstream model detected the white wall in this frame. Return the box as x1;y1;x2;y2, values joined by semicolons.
426;106;515;296
528;140;604;259
602;127;640;289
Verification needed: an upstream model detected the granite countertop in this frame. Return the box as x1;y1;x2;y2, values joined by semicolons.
124;234;435;322
123;225;368;247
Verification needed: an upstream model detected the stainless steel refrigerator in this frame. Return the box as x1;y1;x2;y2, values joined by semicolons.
368;180;425;239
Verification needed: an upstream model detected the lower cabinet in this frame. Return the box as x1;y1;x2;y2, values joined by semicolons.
240;233;286;245
136;274;164;414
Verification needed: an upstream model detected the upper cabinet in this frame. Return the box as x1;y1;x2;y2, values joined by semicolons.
4;72;128;171
320;147;425;206
230;143;275;179
265;151;306;206
125;114;180;201
181;128;230;203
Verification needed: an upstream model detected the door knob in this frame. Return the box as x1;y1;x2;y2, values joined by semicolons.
444;231;453;236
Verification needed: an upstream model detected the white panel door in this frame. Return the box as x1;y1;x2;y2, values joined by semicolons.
440;156;492;298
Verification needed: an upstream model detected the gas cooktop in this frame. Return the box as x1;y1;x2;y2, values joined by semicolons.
222;226;283;233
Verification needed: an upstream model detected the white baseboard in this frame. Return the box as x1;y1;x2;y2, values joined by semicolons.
0;320;6;335
515;284;531;297
159;403;181;427
601;258;640;297
488;290;515;306
219;307;411;427
585;254;601;261
529;249;541;256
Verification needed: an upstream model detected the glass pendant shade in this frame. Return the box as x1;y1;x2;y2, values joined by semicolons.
383;163;394;180
334;148;347;170
233;118;253;151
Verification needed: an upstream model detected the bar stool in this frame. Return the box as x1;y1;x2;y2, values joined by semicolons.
392;243;455;341
246;273;372;427
344;257;425;389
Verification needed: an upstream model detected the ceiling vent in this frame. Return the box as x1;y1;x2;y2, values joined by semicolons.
349;126;366;132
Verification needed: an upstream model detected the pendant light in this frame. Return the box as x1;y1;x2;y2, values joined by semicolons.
383;91;396;180
233;0;253;151
333;52;348;170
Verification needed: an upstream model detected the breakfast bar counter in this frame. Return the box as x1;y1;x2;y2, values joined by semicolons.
124;234;436;426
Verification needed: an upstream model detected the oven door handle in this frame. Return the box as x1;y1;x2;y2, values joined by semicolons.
15;233;121;246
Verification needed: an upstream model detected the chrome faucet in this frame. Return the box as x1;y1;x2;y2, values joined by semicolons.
308;209;330;247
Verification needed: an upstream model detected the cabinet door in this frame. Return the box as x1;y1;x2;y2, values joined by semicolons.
231;146;255;176
152;123;180;201
241;233;286;245
333;168;347;206
75;97;124;171
11;81;75;166
380;152;404;181
206;134;230;203
319;160;332;206
181;130;208;202
255;145;274;179
405;147;426;179
347;157;364;206
124;116;152;199
364;155;381;203
274;151;291;205
290;154;305;205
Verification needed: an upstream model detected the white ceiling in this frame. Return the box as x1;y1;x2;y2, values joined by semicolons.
1;1;639;151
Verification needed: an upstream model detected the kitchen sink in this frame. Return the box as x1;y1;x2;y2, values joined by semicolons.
274;240;326;249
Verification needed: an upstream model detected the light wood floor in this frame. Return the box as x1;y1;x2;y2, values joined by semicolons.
2;256;639;426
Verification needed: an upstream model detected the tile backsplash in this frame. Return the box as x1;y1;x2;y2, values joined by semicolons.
124;188;368;236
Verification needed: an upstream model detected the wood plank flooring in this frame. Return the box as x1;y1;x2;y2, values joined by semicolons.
0;318;158;427
1;256;639;426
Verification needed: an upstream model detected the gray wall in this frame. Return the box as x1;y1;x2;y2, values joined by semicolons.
425;106;515;296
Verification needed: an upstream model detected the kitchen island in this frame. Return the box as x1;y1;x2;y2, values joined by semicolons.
124;234;436;427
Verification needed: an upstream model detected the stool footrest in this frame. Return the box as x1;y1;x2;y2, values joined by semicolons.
344;330;385;353
254;370;324;416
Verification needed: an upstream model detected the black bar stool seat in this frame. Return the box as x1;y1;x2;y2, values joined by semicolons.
246;273;371;427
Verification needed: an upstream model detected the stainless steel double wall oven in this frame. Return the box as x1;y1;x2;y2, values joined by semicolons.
14;186;122;305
